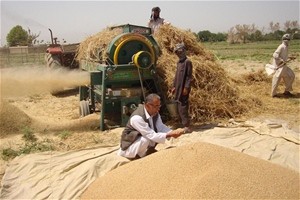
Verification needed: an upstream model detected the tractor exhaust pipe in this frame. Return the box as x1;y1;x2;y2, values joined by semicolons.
48;28;54;45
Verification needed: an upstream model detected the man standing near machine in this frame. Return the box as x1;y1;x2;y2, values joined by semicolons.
118;93;184;160
171;43;193;133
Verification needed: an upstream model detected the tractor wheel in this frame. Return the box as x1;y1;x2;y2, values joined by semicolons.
79;100;90;117
45;53;62;68
45;53;64;95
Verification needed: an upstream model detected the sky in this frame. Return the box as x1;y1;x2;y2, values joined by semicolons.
1;0;299;46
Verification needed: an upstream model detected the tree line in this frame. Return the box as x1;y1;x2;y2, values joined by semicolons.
197;20;299;43
5;20;300;47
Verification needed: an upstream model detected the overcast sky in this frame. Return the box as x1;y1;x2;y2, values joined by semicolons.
1;0;299;46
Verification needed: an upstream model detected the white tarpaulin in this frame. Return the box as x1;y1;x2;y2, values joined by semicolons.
0;146;129;200
0;119;299;199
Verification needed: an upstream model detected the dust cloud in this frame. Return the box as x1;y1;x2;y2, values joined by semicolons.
0;66;90;98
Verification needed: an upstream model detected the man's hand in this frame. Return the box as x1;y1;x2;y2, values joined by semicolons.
167;128;184;139
279;58;285;66
182;88;189;96
171;87;175;95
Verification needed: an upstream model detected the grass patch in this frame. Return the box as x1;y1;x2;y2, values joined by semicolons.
57;130;72;140
22;127;37;142
1;129;54;161
1;148;19;161
18;141;53;155
1;140;54;161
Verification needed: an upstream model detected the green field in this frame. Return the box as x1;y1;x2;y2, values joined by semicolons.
203;40;300;62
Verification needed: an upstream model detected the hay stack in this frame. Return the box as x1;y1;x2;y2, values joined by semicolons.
76;24;251;122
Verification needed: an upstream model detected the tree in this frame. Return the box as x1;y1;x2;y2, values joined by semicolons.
197;30;227;42
27;28;40;46
197;30;212;42
6;25;41;46
6;25;28;46
227;24;257;44
264;30;285;41
227;27;238;44
269;22;280;33
283;20;299;32
249;30;264;42
214;33;227;42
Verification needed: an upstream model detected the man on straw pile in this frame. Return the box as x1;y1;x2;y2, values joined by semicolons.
271;33;296;98
171;43;193;133
148;6;169;34
118;93;184;160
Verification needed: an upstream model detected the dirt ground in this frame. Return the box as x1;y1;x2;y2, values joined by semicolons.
0;60;299;184
220;59;300;131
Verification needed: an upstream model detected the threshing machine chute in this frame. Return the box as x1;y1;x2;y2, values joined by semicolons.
79;24;163;130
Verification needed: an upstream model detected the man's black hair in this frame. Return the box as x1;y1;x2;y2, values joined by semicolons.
152;7;161;12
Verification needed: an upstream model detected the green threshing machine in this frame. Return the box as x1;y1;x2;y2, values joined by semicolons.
79;24;163;130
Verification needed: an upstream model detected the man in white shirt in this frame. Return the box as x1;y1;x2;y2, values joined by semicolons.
148;7;169;34
271;33;296;97
118;93;184;159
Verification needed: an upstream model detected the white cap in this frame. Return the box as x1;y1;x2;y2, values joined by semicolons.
174;43;185;52
282;34;291;41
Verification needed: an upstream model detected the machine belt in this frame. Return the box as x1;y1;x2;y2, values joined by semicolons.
137;66;146;101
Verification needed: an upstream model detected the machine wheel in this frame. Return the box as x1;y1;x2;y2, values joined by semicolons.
79;100;90;117
45;53;62;68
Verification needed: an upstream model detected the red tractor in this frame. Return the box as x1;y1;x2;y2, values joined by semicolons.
45;28;79;69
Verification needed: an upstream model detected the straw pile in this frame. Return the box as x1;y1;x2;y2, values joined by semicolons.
154;24;250;121
241;68;270;83
76;27;122;62
76;24;253;122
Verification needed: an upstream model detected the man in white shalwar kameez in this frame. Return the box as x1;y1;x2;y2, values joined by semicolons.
271;33;296;97
118;94;184;160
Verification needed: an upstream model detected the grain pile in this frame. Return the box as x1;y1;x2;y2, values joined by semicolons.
76;24;254;122
81;142;300;199
0;101;31;136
